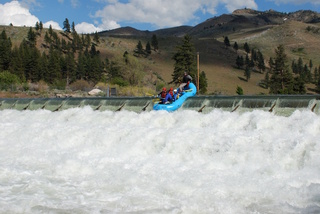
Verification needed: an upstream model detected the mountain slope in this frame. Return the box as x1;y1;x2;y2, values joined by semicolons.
1;9;320;95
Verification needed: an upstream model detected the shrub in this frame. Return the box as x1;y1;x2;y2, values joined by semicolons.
0;71;21;90
69;79;92;91
112;77;129;87
236;86;244;95
51;79;66;90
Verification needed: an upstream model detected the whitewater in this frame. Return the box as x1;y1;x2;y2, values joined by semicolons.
0;107;320;214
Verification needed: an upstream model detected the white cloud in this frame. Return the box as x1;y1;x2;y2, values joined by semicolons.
71;0;80;8
94;0;259;29
43;21;62;30
0;1;39;27
75;22;104;34
222;0;258;12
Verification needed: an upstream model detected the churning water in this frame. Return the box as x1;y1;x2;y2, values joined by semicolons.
0;107;320;213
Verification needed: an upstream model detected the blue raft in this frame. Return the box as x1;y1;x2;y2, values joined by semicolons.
153;83;197;112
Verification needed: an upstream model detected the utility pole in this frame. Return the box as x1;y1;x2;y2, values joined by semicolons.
197;52;199;94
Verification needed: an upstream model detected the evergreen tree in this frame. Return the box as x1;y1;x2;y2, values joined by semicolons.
233;42;238;52
269;57;274;72
49;25;53;37
19;39;41;82
76;52;86;80
93;31;100;44
244;42;250;54
146;41;151;54
47;46;62;83
199;71;208;94
151;34;159;51
269;45;295;94
64;52;77;84
244;66;251;81
9;46;24;82
44;31;51;45
236;55;244;69
251;48;257;62
71;22;76;34
27;27;37;47
136;41;143;55
224;36;230;48
39;21;43;33
291;59;297;74
85;34;91;48
0;30;12;71
63;18;71;33
245;54;250;67
171;35;197;84
35;22;40;31
38;52;48;81
257;50;265;73
297;57;304;75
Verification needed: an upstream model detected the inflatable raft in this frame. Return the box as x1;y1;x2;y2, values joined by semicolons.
153;83;197;112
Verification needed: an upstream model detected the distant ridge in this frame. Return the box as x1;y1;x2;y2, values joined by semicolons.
98;9;320;38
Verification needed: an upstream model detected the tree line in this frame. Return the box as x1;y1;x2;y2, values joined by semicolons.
0;18;163;91
225;35;320;94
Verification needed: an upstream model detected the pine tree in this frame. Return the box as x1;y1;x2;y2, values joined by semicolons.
0;30;12;71
224;36;230;48
269;45;296;94
297;57;304;75
244;42;250;54
27;27;37;47
35;22;40;31
136;41;143;55
257;50;265;73
93;31;100;44
71;22;76;34
244;66;251;81
146;41;151;54
9;46;24;82
63;18;71;33
268;57;274;72
199;71;208;94
39;21;43;33
233;42;238;52
171;35;197;84
151;34;158;51
38;52;48;81
49;25;53;37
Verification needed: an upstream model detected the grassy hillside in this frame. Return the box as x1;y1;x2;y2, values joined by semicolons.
1;15;320;95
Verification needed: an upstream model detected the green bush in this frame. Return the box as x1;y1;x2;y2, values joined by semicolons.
0;71;21;90
112;77;129;87
236;86;244;95
51;79;66;90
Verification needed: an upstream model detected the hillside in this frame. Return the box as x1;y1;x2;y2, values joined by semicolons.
1;9;320;95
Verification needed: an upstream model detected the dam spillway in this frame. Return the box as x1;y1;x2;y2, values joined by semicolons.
0;95;320;115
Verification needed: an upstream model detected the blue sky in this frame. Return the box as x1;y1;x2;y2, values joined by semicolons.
0;0;320;34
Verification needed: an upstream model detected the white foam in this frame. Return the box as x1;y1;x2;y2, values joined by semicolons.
0;108;319;213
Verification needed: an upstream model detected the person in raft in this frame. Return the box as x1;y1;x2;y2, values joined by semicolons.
158;87;167;104
163;87;174;104
179;71;192;93
173;89;179;101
